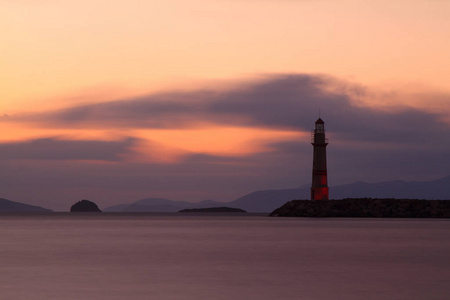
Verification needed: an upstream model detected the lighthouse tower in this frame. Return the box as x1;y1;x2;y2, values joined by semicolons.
311;118;329;200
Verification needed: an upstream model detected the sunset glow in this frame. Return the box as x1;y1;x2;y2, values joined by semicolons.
3;0;450;112
1;0;450;210
134;127;305;160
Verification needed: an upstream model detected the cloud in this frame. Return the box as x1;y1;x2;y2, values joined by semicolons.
12;74;449;147
0;137;138;161
17;74;339;130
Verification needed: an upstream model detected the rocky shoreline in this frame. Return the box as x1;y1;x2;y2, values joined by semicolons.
270;198;450;218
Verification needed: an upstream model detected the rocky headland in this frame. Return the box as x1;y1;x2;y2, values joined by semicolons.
270;198;450;218
70;200;102;212
0;198;52;212
179;207;247;213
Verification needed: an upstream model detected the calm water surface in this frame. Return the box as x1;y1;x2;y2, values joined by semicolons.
0;213;449;300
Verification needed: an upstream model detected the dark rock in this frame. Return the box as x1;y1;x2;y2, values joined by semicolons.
70;200;102;212
179;207;247;213
270;198;450;218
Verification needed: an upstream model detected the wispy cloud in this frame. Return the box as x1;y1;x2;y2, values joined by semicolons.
11;74;449;145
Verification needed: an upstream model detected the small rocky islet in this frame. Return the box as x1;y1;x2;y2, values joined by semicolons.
70;200;102;212
270;198;450;218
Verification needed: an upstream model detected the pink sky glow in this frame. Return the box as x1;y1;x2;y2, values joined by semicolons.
1;0;449;210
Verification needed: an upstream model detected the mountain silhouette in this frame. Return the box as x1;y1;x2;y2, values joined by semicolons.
103;198;225;212
331;175;450;199
104;175;450;213
0;198;53;212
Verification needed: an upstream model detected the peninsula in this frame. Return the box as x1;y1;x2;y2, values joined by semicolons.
179;207;247;213
0;198;52;212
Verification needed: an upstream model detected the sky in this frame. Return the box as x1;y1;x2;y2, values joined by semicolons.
1;0;450;211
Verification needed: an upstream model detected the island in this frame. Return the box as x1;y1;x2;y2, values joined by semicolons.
270;198;450;218
179;207;247;213
70;200;102;212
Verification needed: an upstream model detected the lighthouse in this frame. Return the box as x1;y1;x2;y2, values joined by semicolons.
311;118;329;200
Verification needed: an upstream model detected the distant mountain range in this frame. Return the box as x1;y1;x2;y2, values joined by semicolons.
1;175;448;212
104;175;450;213
104;198;226;213
0;198;52;212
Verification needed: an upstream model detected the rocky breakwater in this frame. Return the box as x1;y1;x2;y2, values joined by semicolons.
270;198;450;218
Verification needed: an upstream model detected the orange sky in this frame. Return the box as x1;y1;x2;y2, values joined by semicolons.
2;0;450;112
1;0;450;191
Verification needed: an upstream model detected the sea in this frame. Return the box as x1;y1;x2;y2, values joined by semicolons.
0;213;449;300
